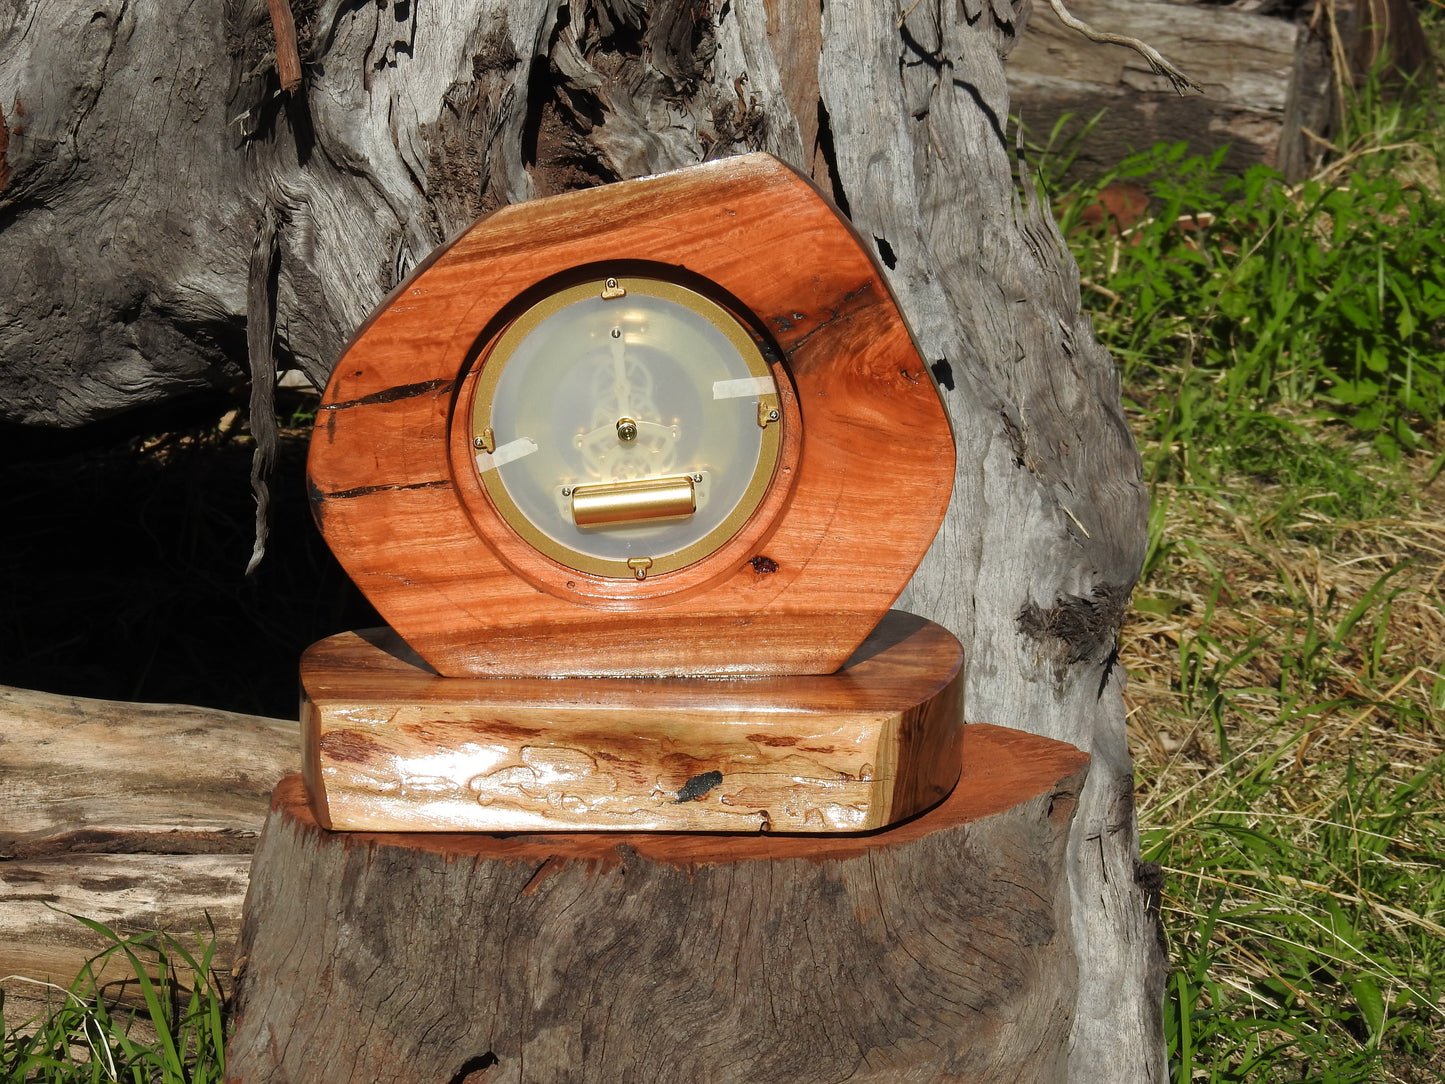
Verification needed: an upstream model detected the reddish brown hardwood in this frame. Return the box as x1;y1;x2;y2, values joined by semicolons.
264;0;302;93
279;720;1086;870
302;611;963;834
308;154;954;678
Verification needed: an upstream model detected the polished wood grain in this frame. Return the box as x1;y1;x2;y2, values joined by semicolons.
308;153;954;678
302;611;964;834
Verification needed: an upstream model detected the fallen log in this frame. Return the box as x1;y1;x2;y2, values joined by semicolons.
1;854;253;1004
0;686;295;1020
1007;0;1435;184
1007;0;1299;179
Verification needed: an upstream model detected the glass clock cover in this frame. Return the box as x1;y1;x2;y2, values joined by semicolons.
469;277;782;579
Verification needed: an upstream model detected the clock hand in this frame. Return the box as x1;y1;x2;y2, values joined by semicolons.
610;328;631;422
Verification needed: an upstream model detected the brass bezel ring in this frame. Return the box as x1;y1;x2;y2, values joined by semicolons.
466;276;783;580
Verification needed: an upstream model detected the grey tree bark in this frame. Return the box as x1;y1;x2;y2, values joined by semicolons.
0;0;1160;1077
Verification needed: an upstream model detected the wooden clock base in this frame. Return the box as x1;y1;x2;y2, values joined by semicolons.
301;610;963;834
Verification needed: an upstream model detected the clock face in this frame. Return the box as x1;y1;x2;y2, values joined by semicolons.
466;276;784;580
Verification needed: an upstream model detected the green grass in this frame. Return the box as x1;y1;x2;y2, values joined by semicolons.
1045;61;1445;479
1;916;227;1082
1041;15;1445;1082
6;16;1445;1083
1127;482;1445;1082
1130;513;1445;1082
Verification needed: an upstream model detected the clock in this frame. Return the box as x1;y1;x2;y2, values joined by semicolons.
309;153;953;678
463;275;790;586
302;154;966;834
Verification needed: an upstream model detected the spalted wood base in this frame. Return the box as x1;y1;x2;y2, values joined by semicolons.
226;727;1089;1084
303;611;963;834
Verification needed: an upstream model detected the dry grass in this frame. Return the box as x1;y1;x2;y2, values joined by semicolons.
1126;467;1445;779
1120;445;1445;1080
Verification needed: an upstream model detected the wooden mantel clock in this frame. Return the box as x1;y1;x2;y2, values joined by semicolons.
303;153;964;834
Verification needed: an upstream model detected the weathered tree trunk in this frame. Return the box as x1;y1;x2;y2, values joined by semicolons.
2;0;1162;1076
228;731;1090;1083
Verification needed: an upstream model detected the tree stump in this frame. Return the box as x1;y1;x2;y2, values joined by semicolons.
226;726;1089;1083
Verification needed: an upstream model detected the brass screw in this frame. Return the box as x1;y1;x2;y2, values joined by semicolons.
616;417;638;442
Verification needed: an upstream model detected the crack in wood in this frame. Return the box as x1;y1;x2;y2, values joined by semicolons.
0;102;10;194
319;377;454;411
319;478;452;501
6;827;260;860
446;1051;500;1084
780;282;875;358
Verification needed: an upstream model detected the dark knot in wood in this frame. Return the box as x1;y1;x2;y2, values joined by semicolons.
1017;583;1131;673
674;770;723;803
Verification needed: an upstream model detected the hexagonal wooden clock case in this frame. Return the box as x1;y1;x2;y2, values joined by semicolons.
302;154;964;834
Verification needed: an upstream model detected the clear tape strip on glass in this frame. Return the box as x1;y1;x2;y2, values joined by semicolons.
474;437;539;474
713;375;776;400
